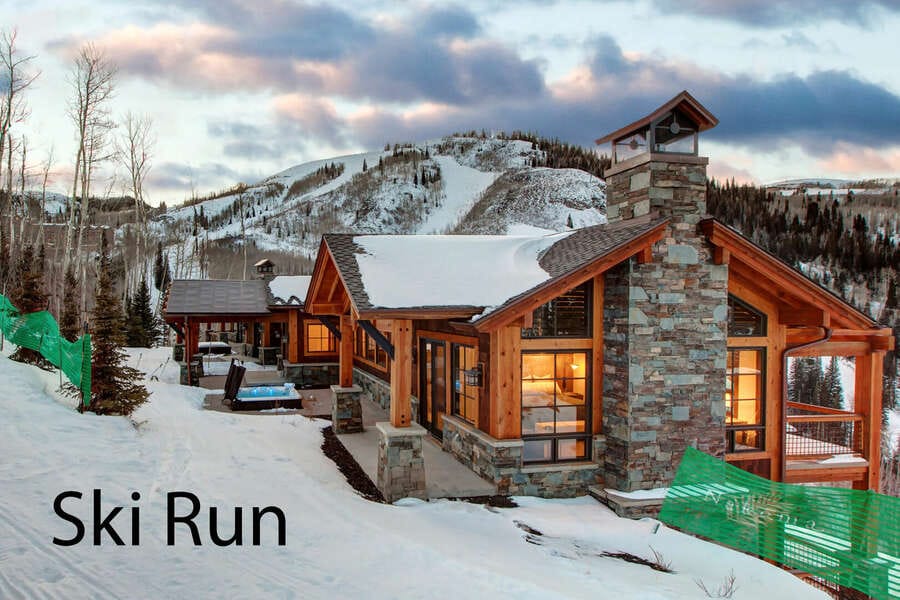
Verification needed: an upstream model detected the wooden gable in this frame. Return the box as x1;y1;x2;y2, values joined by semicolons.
305;238;352;316
701;219;894;354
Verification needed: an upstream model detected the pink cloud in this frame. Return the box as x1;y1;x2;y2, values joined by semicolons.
819;142;900;176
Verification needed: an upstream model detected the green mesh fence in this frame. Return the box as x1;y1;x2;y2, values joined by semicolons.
659;447;900;599
0;294;91;404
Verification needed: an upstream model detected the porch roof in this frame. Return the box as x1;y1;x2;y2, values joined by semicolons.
163;279;272;318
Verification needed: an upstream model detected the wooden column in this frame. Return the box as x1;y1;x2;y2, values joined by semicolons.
288;312;300;363
339;314;355;387
261;319;271;346
390;319;413;427
592;275;604;435
489;324;521;439
855;352;883;491
189;320;200;356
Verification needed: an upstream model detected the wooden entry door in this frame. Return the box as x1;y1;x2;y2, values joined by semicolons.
419;339;447;438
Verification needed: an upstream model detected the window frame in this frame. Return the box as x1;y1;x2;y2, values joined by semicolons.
354;325;391;371
450;343;479;426
725;346;766;454
520;349;592;464
521;281;593;339
727;294;768;338
305;321;337;354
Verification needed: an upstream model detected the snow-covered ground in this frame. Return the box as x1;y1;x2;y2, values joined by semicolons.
0;347;826;599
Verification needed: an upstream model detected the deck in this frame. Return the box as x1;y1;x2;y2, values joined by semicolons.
338;397;497;499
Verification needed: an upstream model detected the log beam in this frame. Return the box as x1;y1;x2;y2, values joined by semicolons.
339;314;355;388
390;319;413;427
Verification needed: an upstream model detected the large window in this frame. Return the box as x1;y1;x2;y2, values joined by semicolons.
728;295;767;337
451;344;479;425
522;281;592;338
726;348;765;453
305;322;337;353
355;325;390;370
521;351;590;463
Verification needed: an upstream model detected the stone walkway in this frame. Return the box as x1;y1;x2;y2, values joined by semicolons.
338;396;497;499
199;374;496;499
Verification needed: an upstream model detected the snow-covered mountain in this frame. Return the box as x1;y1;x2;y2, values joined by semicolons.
152;136;607;278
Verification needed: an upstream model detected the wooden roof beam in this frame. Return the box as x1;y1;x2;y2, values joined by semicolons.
702;219;876;330
779;306;830;328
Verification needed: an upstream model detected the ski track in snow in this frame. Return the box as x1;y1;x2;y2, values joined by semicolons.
0;348;828;599
416;156;499;233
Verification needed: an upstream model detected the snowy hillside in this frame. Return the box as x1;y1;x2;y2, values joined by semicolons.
153;136;607;278
0;349;827;599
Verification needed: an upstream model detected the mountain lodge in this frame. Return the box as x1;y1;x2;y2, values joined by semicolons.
303;91;894;510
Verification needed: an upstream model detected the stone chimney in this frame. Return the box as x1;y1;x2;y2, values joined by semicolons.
596;91;729;492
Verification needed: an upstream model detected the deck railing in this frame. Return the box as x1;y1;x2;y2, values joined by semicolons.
785;401;864;459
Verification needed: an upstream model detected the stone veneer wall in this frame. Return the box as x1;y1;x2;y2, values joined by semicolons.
442;415;605;497
353;368;391;409
352;368;419;422
602;155;728;492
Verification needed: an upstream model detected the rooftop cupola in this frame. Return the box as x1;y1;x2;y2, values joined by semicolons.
596;90;719;167
254;258;276;282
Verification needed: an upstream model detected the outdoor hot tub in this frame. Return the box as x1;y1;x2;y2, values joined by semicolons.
230;383;302;411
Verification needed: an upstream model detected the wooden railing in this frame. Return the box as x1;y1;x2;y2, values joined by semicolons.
785;401;865;460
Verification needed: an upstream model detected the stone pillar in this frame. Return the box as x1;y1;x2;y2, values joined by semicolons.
376;422;427;502
331;384;363;433
602;153;728;492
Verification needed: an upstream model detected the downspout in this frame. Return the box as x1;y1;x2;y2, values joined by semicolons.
780;326;832;482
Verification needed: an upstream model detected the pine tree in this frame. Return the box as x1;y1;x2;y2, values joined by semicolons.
125;278;160;348
59;265;81;342
887;278;898;310
86;232;149;416
9;244;49;366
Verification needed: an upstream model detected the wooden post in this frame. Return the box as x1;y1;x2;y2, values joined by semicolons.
339;314;354;387
184;317;193;386
390;319;412;427
854;352;883;491
489;324;521;439
288;311;300;363
592;275;604;435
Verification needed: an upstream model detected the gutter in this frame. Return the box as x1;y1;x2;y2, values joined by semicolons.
780;327;832;482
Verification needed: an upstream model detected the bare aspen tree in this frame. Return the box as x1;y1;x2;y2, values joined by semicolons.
1;30;37;270
34;145;53;247
12;134;30;250
117;111;154;283
64;43;115;277
239;191;248;280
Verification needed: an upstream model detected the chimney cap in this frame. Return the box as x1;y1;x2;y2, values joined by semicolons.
595;90;718;146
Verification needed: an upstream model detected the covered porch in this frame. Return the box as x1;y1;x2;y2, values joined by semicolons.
702;219;894;489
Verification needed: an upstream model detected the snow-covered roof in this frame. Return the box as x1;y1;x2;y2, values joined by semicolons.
268;276;311;306
323;217;667;320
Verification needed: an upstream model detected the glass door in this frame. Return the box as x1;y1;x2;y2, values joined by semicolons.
419;339;446;438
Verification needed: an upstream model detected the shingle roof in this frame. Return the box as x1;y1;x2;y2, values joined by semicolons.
538;216;665;277
164;279;272;316
323;216;666;320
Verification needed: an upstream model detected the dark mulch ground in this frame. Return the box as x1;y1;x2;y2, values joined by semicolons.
320;425;386;503
449;495;518;508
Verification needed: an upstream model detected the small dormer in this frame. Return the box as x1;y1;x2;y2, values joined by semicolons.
255;258;276;281
595;90;719;165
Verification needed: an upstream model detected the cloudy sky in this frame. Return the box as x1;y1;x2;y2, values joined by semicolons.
6;0;900;205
